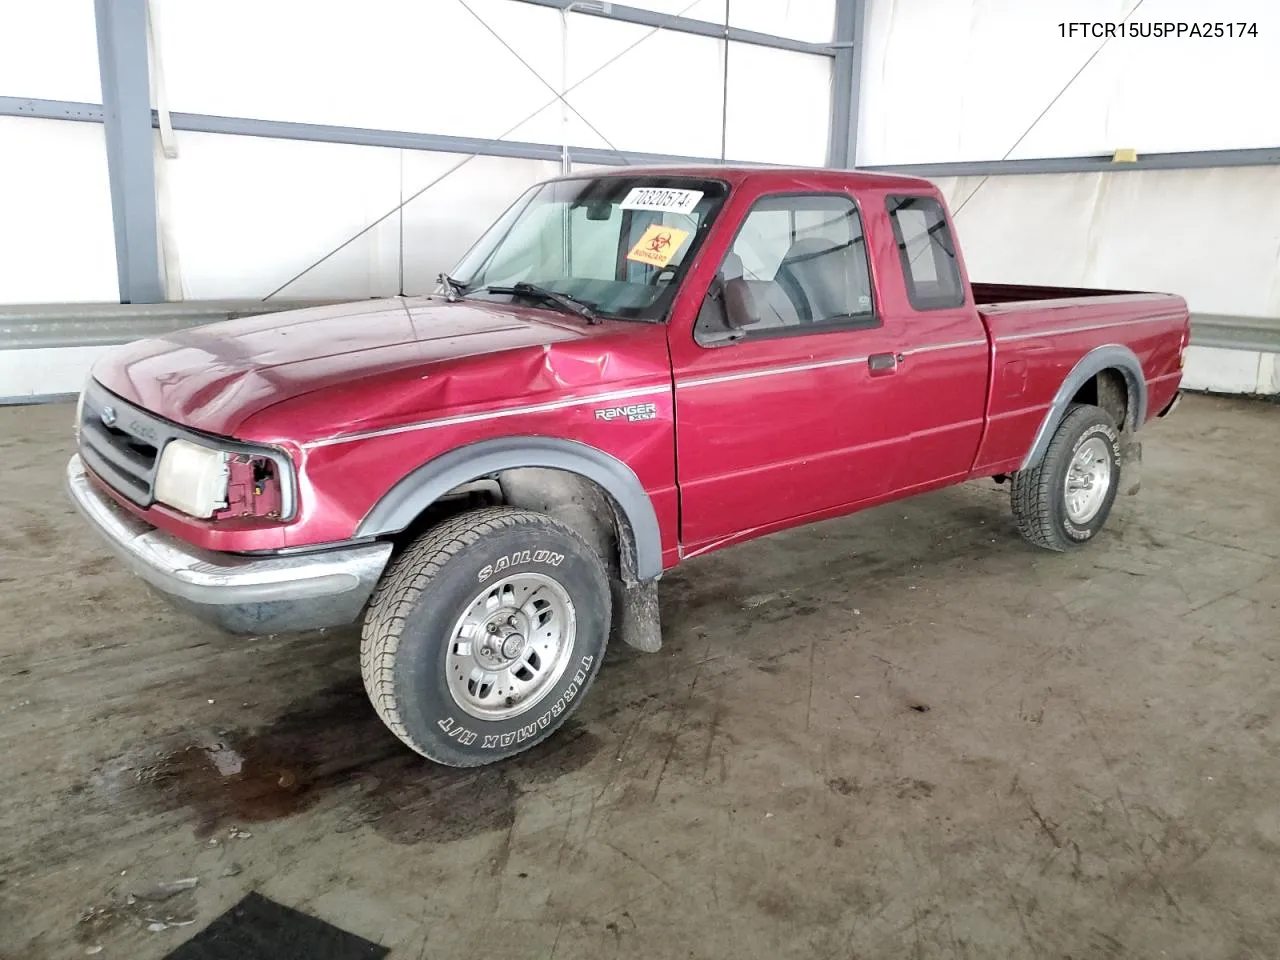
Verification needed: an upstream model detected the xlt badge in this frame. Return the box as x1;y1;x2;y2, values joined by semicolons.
594;402;657;423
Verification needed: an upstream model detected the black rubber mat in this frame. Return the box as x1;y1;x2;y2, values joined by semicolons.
163;892;389;960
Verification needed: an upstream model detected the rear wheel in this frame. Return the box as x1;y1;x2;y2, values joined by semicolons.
1010;403;1121;551
360;506;610;767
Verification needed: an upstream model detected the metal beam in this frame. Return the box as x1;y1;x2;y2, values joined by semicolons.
863;147;1280;178
0;96;103;123
511;0;833;56
827;0;865;168
12;94;1280;177
165;110;721;167
93;0;164;303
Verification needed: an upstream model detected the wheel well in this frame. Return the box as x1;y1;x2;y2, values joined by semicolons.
1071;368;1130;431
391;467;635;581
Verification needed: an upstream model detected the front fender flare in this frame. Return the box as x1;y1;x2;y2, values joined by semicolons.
356;436;665;581
1021;344;1147;470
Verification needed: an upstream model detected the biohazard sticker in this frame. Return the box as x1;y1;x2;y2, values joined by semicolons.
626;224;690;268
619;187;703;215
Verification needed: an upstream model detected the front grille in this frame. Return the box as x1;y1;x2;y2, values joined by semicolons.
77;380;297;519
78;382;173;507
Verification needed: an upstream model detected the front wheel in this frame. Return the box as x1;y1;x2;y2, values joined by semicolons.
1010;403;1122;551
360;507;611;767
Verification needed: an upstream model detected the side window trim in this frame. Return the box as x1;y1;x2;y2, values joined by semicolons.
886;194;966;311
694;190;881;347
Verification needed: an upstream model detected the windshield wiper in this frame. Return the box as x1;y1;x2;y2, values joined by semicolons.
481;283;601;325
437;273;467;303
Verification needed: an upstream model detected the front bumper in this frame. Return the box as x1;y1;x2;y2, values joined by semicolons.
66;454;391;634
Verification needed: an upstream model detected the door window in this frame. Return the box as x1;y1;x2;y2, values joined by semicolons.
886;195;965;310
696;194;875;344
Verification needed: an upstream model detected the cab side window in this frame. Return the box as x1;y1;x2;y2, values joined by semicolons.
695;194;875;344
886;195;965;310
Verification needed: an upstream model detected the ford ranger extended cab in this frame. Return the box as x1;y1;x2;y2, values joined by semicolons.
67;167;1187;766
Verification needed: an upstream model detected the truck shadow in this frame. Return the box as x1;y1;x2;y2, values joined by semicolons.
80;675;600;847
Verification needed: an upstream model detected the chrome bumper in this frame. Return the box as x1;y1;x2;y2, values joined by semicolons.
66;454;391;634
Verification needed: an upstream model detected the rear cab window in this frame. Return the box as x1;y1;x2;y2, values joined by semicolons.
886;195;966;310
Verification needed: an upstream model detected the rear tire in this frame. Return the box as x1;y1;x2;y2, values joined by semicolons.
1010;403;1121;552
360;506;610;767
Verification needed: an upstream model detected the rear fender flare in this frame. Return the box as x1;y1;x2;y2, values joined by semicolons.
356;437;664;581
1022;344;1147;470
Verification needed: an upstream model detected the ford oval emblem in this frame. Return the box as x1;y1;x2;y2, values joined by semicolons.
100;405;117;427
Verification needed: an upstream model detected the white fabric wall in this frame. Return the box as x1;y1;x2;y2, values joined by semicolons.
0;0;115;303
159;131;560;299
0;0;833;307
861;0;1280;394
146;0;832;299
934;167;1280;317
859;0;1280;165
0;118;118;303
0;0;102;103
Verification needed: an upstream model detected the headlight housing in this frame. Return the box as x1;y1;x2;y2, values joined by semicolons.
155;439;229;519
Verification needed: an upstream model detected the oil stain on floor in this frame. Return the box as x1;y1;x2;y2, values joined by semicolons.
81;678;601;846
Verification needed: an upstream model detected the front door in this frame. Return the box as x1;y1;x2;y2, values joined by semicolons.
670;190;912;555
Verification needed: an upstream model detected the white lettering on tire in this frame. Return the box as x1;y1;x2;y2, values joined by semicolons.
478;549;564;583
470;655;595;749
436;715;479;746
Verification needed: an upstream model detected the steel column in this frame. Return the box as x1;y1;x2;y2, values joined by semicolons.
93;0;163;303
827;0;865;168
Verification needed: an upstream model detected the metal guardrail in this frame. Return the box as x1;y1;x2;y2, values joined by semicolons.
1187;313;1280;353
2;300;1278;353
0;300;346;351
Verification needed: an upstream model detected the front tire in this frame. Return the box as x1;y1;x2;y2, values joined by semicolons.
360;507;611;767
1010;403;1121;551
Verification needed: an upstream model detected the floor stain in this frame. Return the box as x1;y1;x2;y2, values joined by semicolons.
82;678;601;845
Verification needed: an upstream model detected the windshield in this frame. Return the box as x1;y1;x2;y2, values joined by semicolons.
451;175;730;321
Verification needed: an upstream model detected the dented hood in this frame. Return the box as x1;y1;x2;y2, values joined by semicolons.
91;297;608;436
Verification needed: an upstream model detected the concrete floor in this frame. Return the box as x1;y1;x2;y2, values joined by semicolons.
1;394;1277;959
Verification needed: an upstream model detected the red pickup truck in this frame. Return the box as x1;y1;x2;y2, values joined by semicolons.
67;166;1187;766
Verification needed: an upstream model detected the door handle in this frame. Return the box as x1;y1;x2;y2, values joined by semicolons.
868;352;901;374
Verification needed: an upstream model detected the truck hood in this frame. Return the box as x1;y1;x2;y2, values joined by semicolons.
91;297;603;436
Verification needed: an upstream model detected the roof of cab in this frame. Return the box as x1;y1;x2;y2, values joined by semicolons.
552;164;937;191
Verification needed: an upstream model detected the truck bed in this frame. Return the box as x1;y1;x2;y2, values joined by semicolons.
966;285;1189;477
971;281;1138;304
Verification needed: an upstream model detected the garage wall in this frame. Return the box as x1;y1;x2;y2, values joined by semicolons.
0;0;115;304
1;0;835;306
858;0;1280;165
857;0;1280;394
145;0;832;301
0;118;119;304
931;167;1280;319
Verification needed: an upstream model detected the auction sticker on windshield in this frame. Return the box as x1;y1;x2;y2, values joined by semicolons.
620;187;703;215
626;224;690;268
